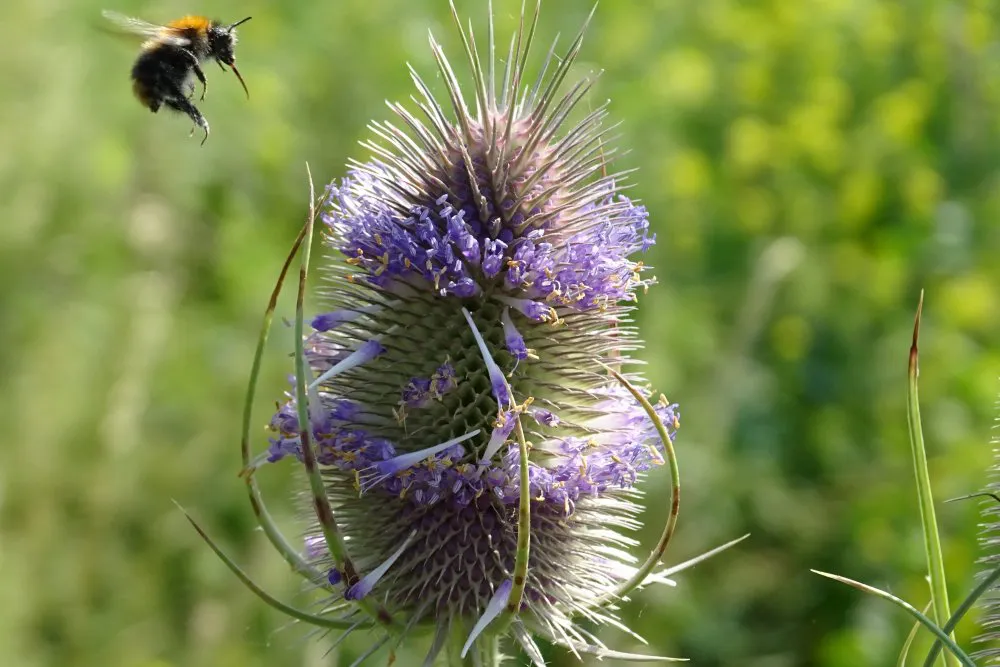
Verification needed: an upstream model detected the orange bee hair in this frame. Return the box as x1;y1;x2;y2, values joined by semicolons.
165;15;212;33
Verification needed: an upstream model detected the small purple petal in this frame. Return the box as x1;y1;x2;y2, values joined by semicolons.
344;531;415;600
462;578;513;657
497;296;555;323
445;277;480;298
461;308;512;406
482;238;508;278
304;535;326;560
266;436;300;463
331;399;361;421
401;376;433;408
481;409;519;463
529;407;559;427
310;338;386;389
311;311;354;332
431;362;458;397
501;306;528;360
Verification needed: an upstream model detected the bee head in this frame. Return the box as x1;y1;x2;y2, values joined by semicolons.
209;17;252;99
208;17;250;66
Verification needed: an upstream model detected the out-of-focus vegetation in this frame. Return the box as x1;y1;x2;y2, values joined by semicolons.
1;0;999;665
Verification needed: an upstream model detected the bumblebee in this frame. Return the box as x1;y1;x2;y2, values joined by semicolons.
103;10;251;144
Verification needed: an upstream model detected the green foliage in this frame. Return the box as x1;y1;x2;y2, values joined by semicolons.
1;0;998;665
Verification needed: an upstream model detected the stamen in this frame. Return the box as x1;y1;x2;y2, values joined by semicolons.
500;306;529;361
461;307;511;405
461;578;513;657
344;530;416;600
308;338;385;390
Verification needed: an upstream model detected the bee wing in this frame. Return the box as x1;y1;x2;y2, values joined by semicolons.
101;10;190;47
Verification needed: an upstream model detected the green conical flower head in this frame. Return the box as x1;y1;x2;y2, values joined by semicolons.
253;2;681;662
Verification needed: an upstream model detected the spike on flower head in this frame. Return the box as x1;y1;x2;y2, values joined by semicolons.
247;1;689;662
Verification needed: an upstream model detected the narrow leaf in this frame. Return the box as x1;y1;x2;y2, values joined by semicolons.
811;570;974;667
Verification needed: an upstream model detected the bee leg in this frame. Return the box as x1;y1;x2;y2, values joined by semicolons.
192;62;207;101
164;96;210;145
180;48;208;101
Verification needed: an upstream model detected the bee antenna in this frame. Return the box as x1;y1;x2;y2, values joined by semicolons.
227;16;252;32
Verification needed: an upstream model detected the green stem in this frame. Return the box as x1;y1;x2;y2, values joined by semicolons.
291;165;398;632
291;166;351;573
906;291;956;667
492;413;531;633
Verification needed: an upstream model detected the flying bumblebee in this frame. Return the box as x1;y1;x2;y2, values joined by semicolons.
103;10;251;144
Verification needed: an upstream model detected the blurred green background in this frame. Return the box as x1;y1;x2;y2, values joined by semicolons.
2;0;1000;665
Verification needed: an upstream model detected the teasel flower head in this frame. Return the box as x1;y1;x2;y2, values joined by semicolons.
185;2;740;664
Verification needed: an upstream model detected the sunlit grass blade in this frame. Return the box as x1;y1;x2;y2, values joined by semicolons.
906;291;956;667
811;570;974;667
176;501;368;630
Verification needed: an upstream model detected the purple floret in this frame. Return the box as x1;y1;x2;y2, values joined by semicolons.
324;169;654;318
266;389;678;516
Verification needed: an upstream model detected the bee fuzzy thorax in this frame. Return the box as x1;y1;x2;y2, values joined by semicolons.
165;15;213;32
